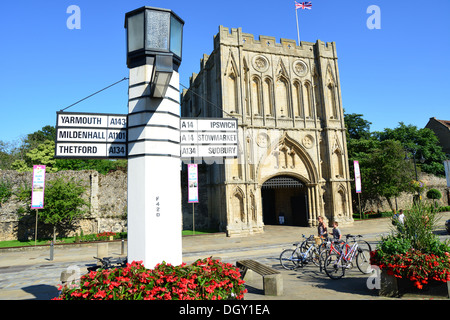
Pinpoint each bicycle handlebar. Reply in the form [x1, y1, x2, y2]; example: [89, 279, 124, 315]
[345, 234, 363, 239]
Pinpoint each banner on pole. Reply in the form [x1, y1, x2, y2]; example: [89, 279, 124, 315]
[354, 160, 362, 193]
[31, 165, 46, 209]
[444, 160, 450, 188]
[188, 164, 199, 203]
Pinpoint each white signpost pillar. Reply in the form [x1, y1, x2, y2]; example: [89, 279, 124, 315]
[125, 7, 184, 269]
[127, 65, 182, 268]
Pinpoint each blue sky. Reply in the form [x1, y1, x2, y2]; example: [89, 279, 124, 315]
[1, 0, 449, 144]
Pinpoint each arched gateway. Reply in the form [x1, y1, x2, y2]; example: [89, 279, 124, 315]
[181, 26, 354, 237]
[261, 175, 308, 226]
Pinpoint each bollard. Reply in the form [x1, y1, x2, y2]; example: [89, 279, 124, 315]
[121, 239, 125, 255]
[49, 241, 54, 261]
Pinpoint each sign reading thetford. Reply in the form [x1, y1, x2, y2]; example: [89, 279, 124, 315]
[55, 111, 127, 159]
[180, 118, 238, 159]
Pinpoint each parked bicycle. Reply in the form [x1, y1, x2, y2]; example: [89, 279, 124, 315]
[280, 235, 321, 270]
[323, 234, 373, 280]
[87, 256, 128, 272]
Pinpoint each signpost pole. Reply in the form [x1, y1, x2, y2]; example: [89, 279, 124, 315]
[192, 203, 195, 235]
[34, 209, 38, 246]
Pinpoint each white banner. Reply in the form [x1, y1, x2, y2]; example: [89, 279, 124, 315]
[31, 165, 46, 209]
[188, 164, 199, 203]
[354, 160, 362, 193]
[444, 160, 450, 188]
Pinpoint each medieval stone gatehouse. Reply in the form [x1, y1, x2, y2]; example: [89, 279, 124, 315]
[181, 26, 353, 236]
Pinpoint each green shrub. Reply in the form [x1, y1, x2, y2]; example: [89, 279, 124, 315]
[426, 188, 442, 200]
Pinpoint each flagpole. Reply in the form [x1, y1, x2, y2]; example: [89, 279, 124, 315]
[295, 7, 300, 45]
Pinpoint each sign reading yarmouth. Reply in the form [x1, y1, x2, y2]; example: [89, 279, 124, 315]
[55, 111, 127, 158]
[180, 118, 238, 159]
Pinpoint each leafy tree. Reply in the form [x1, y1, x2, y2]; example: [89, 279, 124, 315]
[23, 125, 56, 151]
[361, 140, 415, 211]
[374, 122, 446, 176]
[344, 113, 372, 140]
[27, 140, 58, 172]
[38, 177, 88, 242]
[11, 140, 58, 172]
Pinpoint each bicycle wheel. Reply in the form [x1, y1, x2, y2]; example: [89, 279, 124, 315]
[356, 249, 373, 274]
[357, 239, 372, 253]
[324, 252, 345, 280]
[280, 249, 301, 270]
[309, 248, 321, 267]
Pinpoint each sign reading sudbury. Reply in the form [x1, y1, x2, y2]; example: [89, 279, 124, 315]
[180, 118, 238, 159]
[55, 111, 127, 158]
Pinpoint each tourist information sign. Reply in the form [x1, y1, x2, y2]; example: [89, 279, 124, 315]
[55, 111, 127, 159]
[180, 118, 238, 159]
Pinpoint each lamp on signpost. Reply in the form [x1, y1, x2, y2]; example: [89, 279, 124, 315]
[125, 6, 183, 82]
[125, 7, 184, 269]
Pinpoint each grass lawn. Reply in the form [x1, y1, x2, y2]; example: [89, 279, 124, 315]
[0, 229, 220, 248]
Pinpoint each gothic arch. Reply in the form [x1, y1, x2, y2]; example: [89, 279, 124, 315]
[303, 80, 313, 118]
[231, 187, 246, 223]
[225, 52, 239, 114]
[331, 134, 344, 178]
[262, 76, 274, 116]
[292, 80, 303, 117]
[250, 75, 262, 115]
[335, 184, 348, 219]
[325, 65, 338, 119]
[257, 133, 318, 184]
[275, 75, 290, 117]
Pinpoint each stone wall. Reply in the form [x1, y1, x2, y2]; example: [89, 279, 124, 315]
[355, 173, 449, 213]
[0, 170, 127, 241]
[1, 169, 448, 241]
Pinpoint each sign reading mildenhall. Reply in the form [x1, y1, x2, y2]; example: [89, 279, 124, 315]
[55, 111, 127, 159]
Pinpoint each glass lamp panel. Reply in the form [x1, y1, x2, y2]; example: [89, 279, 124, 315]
[152, 72, 172, 98]
[145, 10, 170, 52]
[127, 12, 144, 52]
[169, 15, 183, 58]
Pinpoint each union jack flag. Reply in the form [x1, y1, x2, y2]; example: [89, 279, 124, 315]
[295, 1, 312, 10]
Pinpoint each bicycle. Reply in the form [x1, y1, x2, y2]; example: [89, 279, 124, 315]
[323, 234, 373, 279]
[280, 235, 321, 270]
[345, 234, 372, 253]
[318, 238, 343, 268]
[87, 256, 128, 272]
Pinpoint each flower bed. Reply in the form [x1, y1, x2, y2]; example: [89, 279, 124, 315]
[371, 249, 450, 289]
[370, 203, 450, 294]
[53, 257, 247, 300]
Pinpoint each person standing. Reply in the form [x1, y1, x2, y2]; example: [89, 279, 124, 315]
[332, 221, 341, 241]
[317, 216, 328, 239]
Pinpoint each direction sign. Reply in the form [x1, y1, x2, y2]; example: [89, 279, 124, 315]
[180, 118, 238, 159]
[55, 111, 127, 159]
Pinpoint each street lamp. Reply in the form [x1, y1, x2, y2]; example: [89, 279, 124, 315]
[405, 148, 425, 202]
[125, 6, 184, 97]
[404, 148, 425, 181]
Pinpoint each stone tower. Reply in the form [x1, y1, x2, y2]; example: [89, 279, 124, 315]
[181, 26, 353, 236]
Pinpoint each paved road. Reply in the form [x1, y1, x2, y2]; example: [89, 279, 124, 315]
[0, 213, 449, 300]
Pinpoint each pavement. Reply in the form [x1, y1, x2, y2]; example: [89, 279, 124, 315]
[0, 212, 449, 301]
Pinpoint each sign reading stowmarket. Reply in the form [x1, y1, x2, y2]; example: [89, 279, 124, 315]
[180, 118, 238, 159]
[55, 111, 127, 159]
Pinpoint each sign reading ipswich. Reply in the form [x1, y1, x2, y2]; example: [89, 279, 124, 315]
[180, 118, 238, 159]
[55, 112, 127, 159]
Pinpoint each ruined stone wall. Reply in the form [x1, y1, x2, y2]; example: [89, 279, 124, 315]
[355, 173, 449, 213]
[1, 169, 448, 241]
[0, 170, 127, 241]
